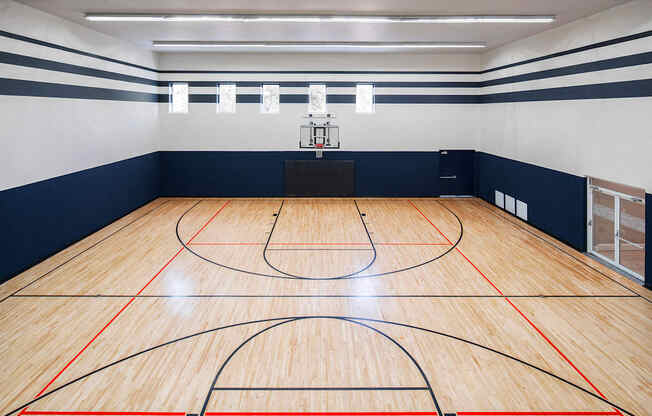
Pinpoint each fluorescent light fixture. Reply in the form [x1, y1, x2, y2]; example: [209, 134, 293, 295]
[152, 41, 486, 49]
[86, 14, 555, 23]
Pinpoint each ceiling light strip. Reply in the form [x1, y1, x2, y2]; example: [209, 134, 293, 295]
[86, 14, 555, 23]
[151, 42, 487, 49]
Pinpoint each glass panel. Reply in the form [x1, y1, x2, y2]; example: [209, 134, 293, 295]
[261, 84, 280, 113]
[217, 83, 236, 113]
[592, 189, 615, 261]
[356, 84, 374, 113]
[170, 83, 188, 113]
[619, 198, 645, 278]
[589, 177, 644, 200]
[308, 84, 327, 114]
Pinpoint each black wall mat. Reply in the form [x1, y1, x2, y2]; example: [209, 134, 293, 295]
[160, 151, 439, 197]
[646, 193, 651, 288]
[0, 153, 160, 283]
[474, 152, 586, 251]
[285, 160, 355, 197]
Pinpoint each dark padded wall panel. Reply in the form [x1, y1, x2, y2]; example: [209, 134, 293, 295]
[160, 151, 439, 197]
[646, 193, 651, 288]
[285, 160, 355, 197]
[0, 153, 160, 283]
[474, 152, 586, 251]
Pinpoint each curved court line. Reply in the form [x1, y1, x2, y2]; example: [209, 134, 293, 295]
[261, 200, 378, 279]
[176, 199, 463, 280]
[199, 317, 441, 416]
[3, 316, 634, 416]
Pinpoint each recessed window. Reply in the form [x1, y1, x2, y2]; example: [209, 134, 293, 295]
[261, 84, 280, 113]
[308, 84, 327, 114]
[169, 83, 188, 113]
[217, 83, 236, 113]
[356, 84, 374, 113]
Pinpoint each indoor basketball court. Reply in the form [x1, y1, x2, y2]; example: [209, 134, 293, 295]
[0, 1, 650, 416]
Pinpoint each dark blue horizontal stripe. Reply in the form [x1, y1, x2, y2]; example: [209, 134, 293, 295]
[2, 28, 651, 79]
[2, 45, 651, 93]
[484, 51, 652, 86]
[481, 78, 652, 102]
[0, 29, 157, 73]
[0, 78, 160, 102]
[482, 30, 652, 74]
[3, 78, 651, 103]
[0, 51, 158, 86]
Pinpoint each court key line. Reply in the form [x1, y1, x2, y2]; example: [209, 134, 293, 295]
[407, 200, 621, 416]
[17, 200, 230, 415]
[189, 242, 451, 246]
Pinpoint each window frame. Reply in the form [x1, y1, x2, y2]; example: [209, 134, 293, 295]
[217, 83, 237, 114]
[355, 83, 375, 114]
[168, 82, 189, 114]
[260, 84, 280, 114]
[308, 83, 328, 114]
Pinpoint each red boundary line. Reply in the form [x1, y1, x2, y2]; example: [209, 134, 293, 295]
[18, 200, 231, 414]
[406, 200, 621, 416]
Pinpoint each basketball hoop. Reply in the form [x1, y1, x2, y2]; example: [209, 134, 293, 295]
[299, 113, 340, 159]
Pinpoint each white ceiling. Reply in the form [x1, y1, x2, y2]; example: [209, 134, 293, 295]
[17, 0, 630, 53]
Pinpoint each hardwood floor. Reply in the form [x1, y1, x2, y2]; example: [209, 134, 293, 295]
[0, 198, 650, 416]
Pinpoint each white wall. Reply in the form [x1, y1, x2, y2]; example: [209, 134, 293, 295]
[478, 0, 652, 191]
[158, 53, 484, 152]
[0, 0, 159, 191]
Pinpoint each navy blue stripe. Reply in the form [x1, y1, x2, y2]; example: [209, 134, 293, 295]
[4, 79, 651, 103]
[481, 79, 652, 103]
[0, 51, 158, 86]
[483, 51, 652, 86]
[0, 78, 160, 102]
[482, 30, 652, 74]
[2, 28, 651, 79]
[1, 46, 651, 93]
[0, 29, 157, 73]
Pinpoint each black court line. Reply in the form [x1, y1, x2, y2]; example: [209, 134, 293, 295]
[0, 200, 171, 304]
[178, 200, 462, 280]
[211, 387, 429, 391]
[261, 200, 378, 279]
[265, 246, 374, 251]
[10, 294, 642, 299]
[468, 199, 651, 304]
[200, 317, 442, 416]
[2, 315, 634, 416]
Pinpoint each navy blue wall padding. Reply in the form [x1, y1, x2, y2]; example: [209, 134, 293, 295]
[646, 193, 651, 288]
[0, 153, 160, 283]
[160, 151, 439, 198]
[474, 152, 586, 251]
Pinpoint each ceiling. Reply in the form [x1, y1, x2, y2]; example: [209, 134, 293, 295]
[17, 0, 629, 53]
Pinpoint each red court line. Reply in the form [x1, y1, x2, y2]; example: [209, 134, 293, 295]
[23, 413, 185, 416]
[407, 200, 621, 416]
[457, 413, 619, 416]
[19, 200, 230, 413]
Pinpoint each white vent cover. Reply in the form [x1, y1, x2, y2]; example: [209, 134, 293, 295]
[505, 194, 516, 214]
[516, 200, 528, 221]
[495, 190, 505, 209]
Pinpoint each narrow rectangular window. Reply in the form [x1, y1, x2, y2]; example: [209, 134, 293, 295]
[308, 84, 327, 114]
[261, 84, 280, 114]
[356, 84, 374, 113]
[169, 83, 188, 113]
[217, 83, 236, 113]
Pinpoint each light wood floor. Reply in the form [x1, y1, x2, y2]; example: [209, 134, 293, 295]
[0, 198, 650, 416]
